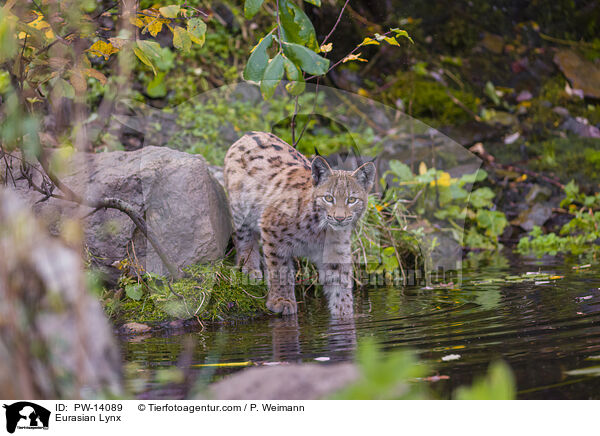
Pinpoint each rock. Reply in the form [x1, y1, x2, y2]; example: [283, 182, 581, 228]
[0, 187, 122, 399]
[511, 202, 553, 231]
[553, 49, 600, 99]
[525, 184, 552, 203]
[552, 107, 570, 118]
[561, 117, 600, 138]
[0, 146, 231, 283]
[119, 322, 152, 334]
[208, 363, 359, 400]
[516, 90, 533, 102]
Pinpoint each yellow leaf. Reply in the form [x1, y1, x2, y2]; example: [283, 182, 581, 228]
[145, 19, 163, 36]
[358, 37, 379, 47]
[430, 171, 452, 187]
[172, 26, 191, 52]
[383, 36, 400, 46]
[159, 5, 180, 18]
[129, 16, 144, 28]
[357, 88, 369, 97]
[419, 161, 427, 175]
[342, 52, 368, 63]
[84, 68, 107, 85]
[191, 361, 253, 368]
[320, 42, 332, 53]
[86, 40, 119, 59]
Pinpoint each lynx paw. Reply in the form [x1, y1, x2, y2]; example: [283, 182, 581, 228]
[266, 297, 297, 315]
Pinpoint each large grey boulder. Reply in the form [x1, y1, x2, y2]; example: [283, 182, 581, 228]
[0, 187, 122, 399]
[0, 146, 231, 282]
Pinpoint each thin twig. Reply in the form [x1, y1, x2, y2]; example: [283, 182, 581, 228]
[321, 0, 351, 45]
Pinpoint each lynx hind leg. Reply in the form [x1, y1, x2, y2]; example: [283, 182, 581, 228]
[232, 221, 263, 279]
[262, 230, 297, 315]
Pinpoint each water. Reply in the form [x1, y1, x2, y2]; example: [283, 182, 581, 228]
[120, 253, 600, 399]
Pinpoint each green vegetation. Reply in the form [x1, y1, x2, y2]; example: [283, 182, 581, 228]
[517, 181, 600, 257]
[159, 91, 378, 165]
[387, 72, 479, 126]
[453, 361, 516, 400]
[527, 137, 600, 190]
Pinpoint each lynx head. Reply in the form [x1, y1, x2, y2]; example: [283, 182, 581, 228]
[311, 156, 375, 230]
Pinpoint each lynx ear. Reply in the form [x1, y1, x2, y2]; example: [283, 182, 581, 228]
[311, 156, 332, 186]
[352, 162, 376, 191]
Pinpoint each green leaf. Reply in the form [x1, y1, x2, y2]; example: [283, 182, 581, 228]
[476, 209, 508, 239]
[243, 33, 273, 82]
[260, 54, 285, 99]
[187, 18, 206, 46]
[459, 169, 487, 185]
[159, 5, 180, 18]
[147, 72, 167, 98]
[244, 0, 265, 19]
[172, 26, 192, 53]
[469, 187, 495, 208]
[134, 40, 163, 75]
[279, 0, 318, 50]
[125, 284, 144, 301]
[282, 42, 329, 76]
[454, 361, 516, 400]
[485, 81, 500, 105]
[388, 160, 413, 181]
[303, 0, 321, 5]
[283, 57, 305, 95]
[391, 28, 414, 43]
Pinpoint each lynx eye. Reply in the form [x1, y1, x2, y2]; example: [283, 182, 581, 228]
[348, 196, 357, 204]
[324, 195, 334, 203]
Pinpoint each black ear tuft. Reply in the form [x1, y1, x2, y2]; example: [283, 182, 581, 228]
[311, 156, 332, 186]
[352, 162, 376, 191]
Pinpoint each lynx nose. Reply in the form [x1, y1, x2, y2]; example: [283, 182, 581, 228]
[334, 216, 346, 222]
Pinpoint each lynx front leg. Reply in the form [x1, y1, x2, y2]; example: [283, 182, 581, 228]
[319, 228, 354, 318]
[262, 232, 297, 315]
[320, 263, 354, 318]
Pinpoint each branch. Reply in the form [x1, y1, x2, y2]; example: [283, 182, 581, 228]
[321, 0, 350, 46]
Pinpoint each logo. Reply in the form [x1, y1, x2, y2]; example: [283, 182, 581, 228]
[2, 402, 50, 434]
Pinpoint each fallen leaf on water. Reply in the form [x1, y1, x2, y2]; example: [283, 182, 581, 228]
[423, 375, 450, 382]
[191, 361, 253, 367]
[441, 354, 461, 362]
[564, 366, 600, 377]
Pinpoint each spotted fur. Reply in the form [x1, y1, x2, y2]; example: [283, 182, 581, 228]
[224, 132, 375, 318]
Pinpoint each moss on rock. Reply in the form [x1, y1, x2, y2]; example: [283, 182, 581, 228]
[104, 261, 268, 325]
